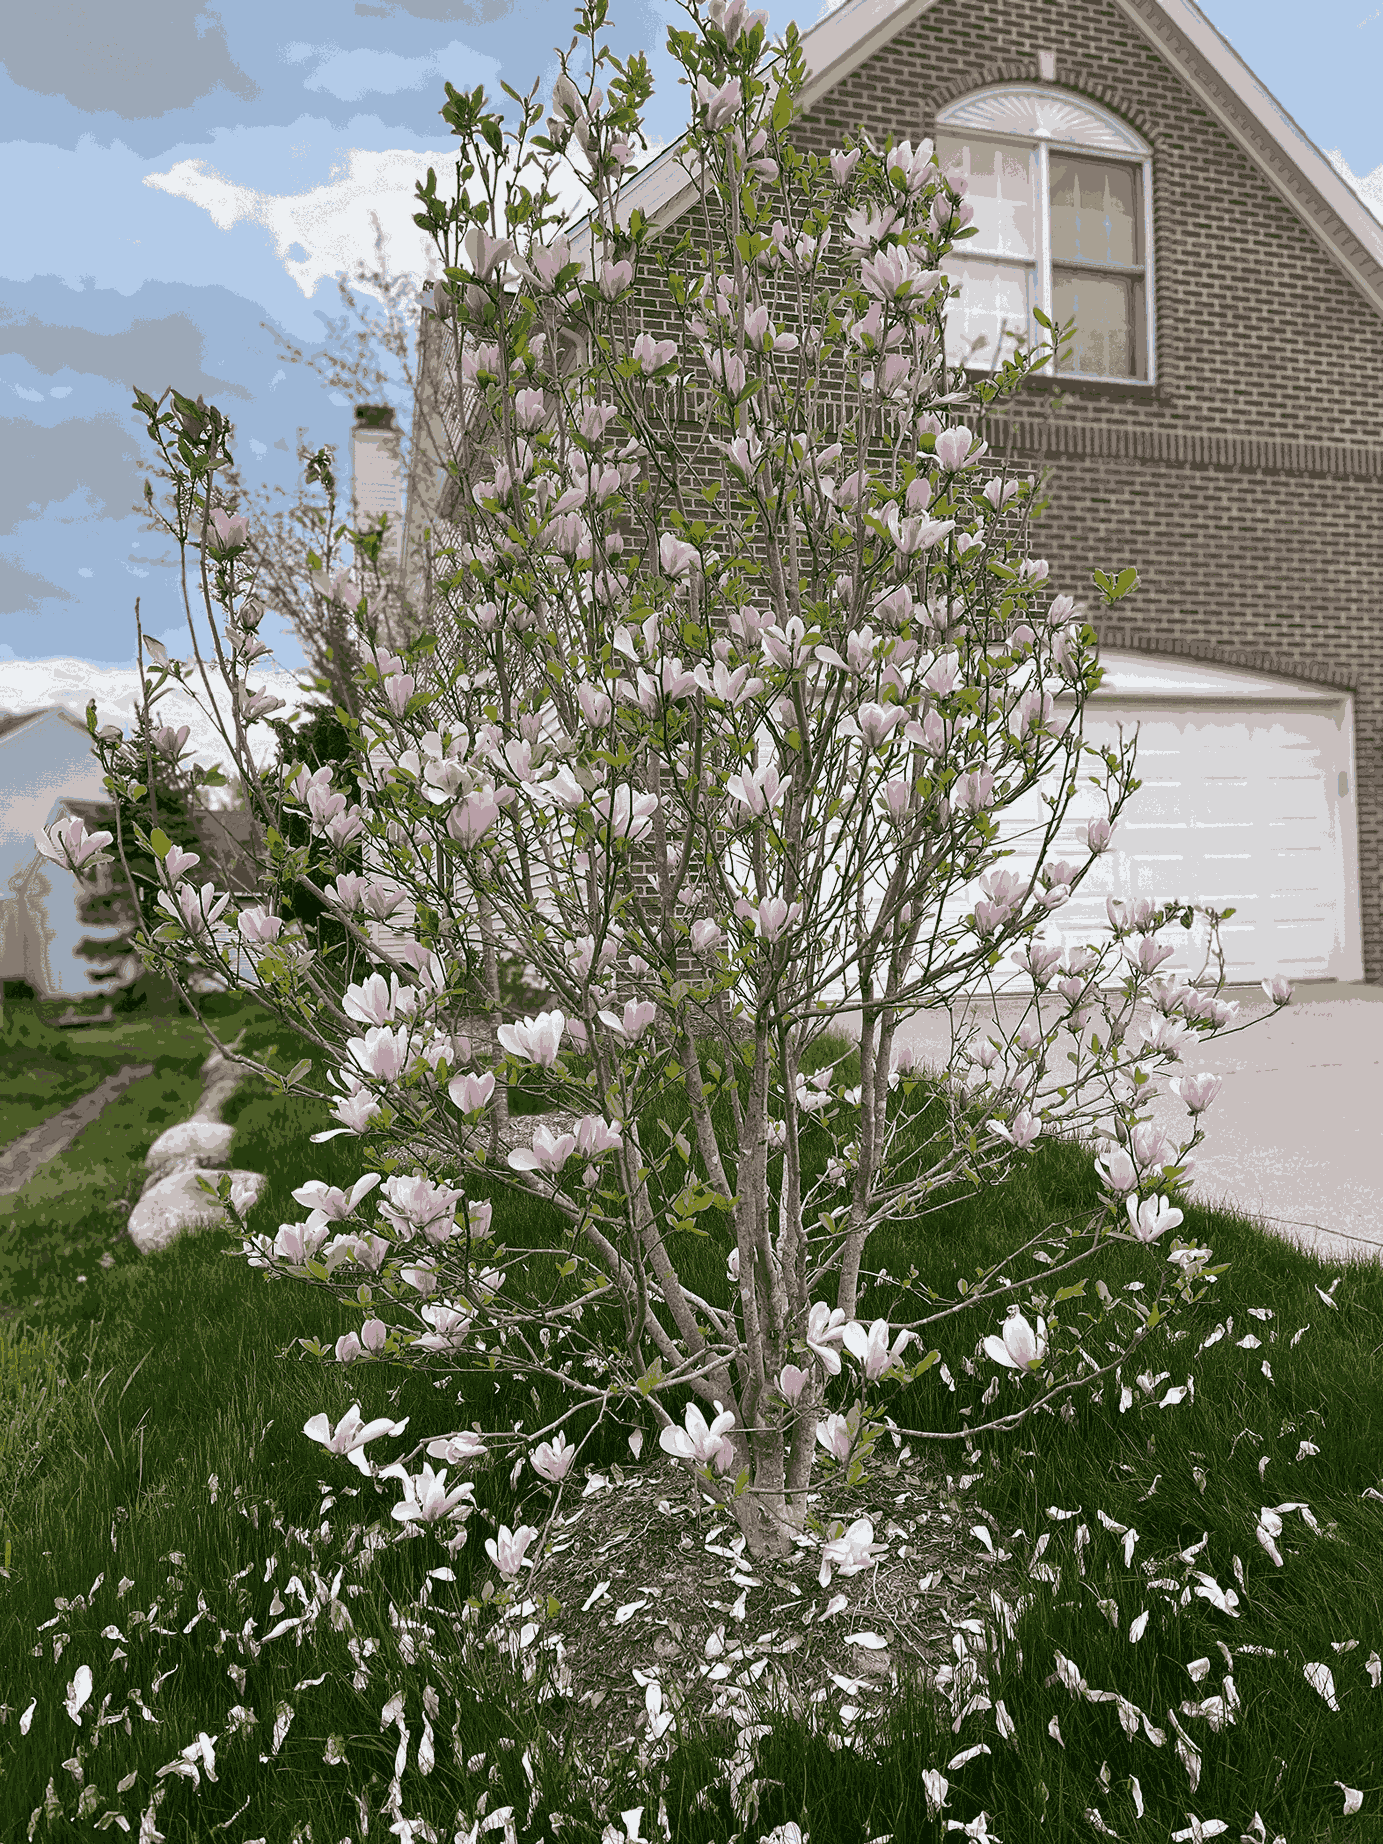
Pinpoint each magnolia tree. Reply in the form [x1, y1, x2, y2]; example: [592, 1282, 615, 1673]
[47, 0, 1292, 1566]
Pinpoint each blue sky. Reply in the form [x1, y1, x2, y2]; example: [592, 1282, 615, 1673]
[2, 0, 1380, 683]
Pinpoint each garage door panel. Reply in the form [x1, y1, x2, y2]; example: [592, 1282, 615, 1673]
[936, 678, 1358, 987]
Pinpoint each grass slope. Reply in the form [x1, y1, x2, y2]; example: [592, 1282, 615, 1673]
[0, 1013, 1380, 1842]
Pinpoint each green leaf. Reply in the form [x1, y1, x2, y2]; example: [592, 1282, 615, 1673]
[149, 828, 172, 861]
[284, 1058, 313, 1089]
[1053, 1280, 1087, 1304]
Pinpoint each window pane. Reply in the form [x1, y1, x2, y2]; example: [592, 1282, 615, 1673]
[935, 133, 1036, 259]
[943, 258, 1034, 370]
[1049, 158, 1139, 266]
[1052, 268, 1138, 376]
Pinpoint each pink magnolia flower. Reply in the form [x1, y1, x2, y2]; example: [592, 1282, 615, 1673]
[598, 999, 657, 1041]
[599, 259, 634, 299]
[399, 1258, 439, 1296]
[290, 1173, 382, 1221]
[1130, 1124, 1175, 1172]
[988, 1109, 1042, 1150]
[576, 681, 613, 728]
[842, 1317, 913, 1381]
[744, 895, 801, 943]
[1095, 1144, 1139, 1194]
[1087, 817, 1113, 853]
[632, 331, 678, 374]
[237, 905, 282, 945]
[725, 760, 789, 819]
[1126, 1194, 1184, 1242]
[342, 971, 409, 1028]
[152, 722, 191, 759]
[463, 224, 513, 280]
[778, 1363, 810, 1404]
[855, 702, 906, 750]
[360, 1318, 388, 1353]
[658, 1400, 737, 1471]
[485, 1523, 539, 1580]
[35, 814, 115, 873]
[934, 425, 980, 471]
[208, 509, 250, 553]
[1171, 1073, 1223, 1114]
[273, 1213, 331, 1268]
[592, 785, 659, 842]
[531, 1433, 577, 1483]
[521, 235, 573, 292]
[335, 1331, 362, 1363]
[156, 880, 229, 934]
[819, 1515, 886, 1586]
[324, 1084, 382, 1136]
[830, 148, 861, 185]
[391, 1463, 475, 1526]
[414, 1304, 473, 1352]
[574, 1115, 623, 1158]
[162, 841, 207, 884]
[954, 766, 996, 814]
[507, 1124, 578, 1174]
[1262, 975, 1293, 1006]
[691, 918, 724, 953]
[347, 1025, 413, 1084]
[697, 72, 741, 129]
[426, 1429, 486, 1464]
[303, 1401, 408, 1476]
[817, 1412, 852, 1461]
[659, 531, 697, 576]
[1127, 935, 1175, 976]
[983, 1309, 1049, 1372]
[448, 1069, 497, 1114]
[446, 788, 503, 845]
[497, 1009, 565, 1067]
[806, 1302, 849, 1375]
[377, 1173, 464, 1244]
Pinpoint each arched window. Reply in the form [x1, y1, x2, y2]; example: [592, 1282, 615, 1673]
[935, 86, 1155, 381]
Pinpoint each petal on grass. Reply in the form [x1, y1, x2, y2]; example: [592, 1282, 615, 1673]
[1303, 1662, 1339, 1711]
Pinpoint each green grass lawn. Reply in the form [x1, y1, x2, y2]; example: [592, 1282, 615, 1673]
[1, 1006, 1381, 1842]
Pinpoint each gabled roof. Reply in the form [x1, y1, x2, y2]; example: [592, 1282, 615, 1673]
[0, 705, 93, 748]
[602, 0, 1383, 317]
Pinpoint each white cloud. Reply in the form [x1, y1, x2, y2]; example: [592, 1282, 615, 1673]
[1327, 148, 1383, 221]
[0, 657, 310, 802]
[297, 40, 498, 104]
[144, 145, 446, 297]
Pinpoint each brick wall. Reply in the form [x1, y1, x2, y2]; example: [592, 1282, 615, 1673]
[786, 0, 1383, 980]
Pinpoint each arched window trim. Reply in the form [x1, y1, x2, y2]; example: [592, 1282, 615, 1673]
[936, 84, 1157, 385]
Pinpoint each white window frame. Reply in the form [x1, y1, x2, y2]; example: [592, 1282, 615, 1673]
[935, 84, 1157, 385]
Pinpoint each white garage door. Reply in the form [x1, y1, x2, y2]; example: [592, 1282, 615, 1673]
[951, 652, 1363, 987]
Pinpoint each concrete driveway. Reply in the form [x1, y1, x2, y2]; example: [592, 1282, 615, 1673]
[888, 982, 1383, 1270]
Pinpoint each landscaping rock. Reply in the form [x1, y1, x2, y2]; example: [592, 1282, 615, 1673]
[193, 1048, 249, 1123]
[127, 1041, 268, 1255]
[127, 1168, 268, 1256]
[144, 1118, 236, 1182]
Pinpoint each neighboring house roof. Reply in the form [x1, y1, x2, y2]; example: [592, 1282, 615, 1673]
[591, 0, 1383, 317]
[0, 706, 93, 750]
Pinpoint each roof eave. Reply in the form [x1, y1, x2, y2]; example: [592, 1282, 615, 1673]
[574, 0, 1383, 317]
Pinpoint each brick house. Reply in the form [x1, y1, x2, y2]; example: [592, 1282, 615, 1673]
[405, 0, 1383, 987]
